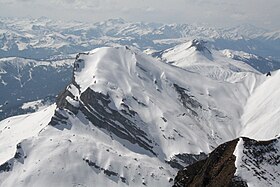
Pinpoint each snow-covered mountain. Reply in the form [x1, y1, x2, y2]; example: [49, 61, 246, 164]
[1, 44, 280, 186]
[159, 39, 259, 80]
[154, 39, 280, 74]
[1, 17, 279, 121]
[0, 57, 73, 120]
[1, 38, 277, 121]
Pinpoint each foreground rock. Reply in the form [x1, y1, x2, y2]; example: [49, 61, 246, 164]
[173, 137, 280, 187]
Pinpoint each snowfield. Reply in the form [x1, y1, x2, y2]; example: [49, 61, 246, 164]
[0, 43, 280, 186]
[0, 104, 56, 165]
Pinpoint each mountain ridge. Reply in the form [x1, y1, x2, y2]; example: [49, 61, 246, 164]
[1, 44, 280, 186]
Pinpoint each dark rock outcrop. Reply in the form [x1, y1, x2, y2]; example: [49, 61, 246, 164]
[188, 39, 211, 54]
[79, 88, 156, 155]
[173, 136, 280, 187]
[173, 139, 247, 187]
[173, 83, 202, 117]
[166, 152, 207, 170]
[239, 137, 280, 185]
[0, 142, 26, 173]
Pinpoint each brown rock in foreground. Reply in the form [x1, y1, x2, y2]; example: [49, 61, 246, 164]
[173, 138, 247, 187]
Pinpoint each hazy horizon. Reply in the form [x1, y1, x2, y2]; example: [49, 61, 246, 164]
[0, 0, 279, 30]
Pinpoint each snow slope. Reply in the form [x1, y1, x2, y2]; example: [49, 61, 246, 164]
[160, 40, 280, 139]
[241, 70, 280, 140]
[0, 45, 279, 186]
[0, 104, 56, 165]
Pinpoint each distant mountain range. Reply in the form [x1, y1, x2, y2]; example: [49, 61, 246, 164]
[1, 17, 280, 61]
[0, 57, 73, 120]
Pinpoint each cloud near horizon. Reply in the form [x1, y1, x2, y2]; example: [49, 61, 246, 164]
[0, 0, 279, 30]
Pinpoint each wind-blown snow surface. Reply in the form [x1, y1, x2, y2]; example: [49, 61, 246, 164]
[241, 70, 280, 140]
[0, 45, 279, 186]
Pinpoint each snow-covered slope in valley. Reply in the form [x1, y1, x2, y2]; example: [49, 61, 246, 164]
[0, 45, 279, 186]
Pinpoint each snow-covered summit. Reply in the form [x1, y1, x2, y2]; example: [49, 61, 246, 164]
[160, 40, 259, 82]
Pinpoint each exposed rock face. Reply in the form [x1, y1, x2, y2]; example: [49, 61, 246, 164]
[79, 88, 156, 155]
[235, 137, 280, 186]
[173, 84, 202, 117]
[0, 143, 25, 173]
[173, 136, 280, 187]
[166, 152, 207, 170]
[188, 39, 211, 54]
[173, 139, 246, 187]
[53, 89, 157, 155]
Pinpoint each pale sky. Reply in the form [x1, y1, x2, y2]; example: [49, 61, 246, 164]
[0, 0, 280, 30]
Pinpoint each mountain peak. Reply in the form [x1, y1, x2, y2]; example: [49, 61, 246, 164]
[188, 39, 211, 54]
[72, 46, 138, 94]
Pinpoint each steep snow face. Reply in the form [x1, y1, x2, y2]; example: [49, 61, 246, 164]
[234, 137, 280, 187]
[241, 70, 280, 140]
[0, 46, 278, 187]
[160, 40, 261, 82]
